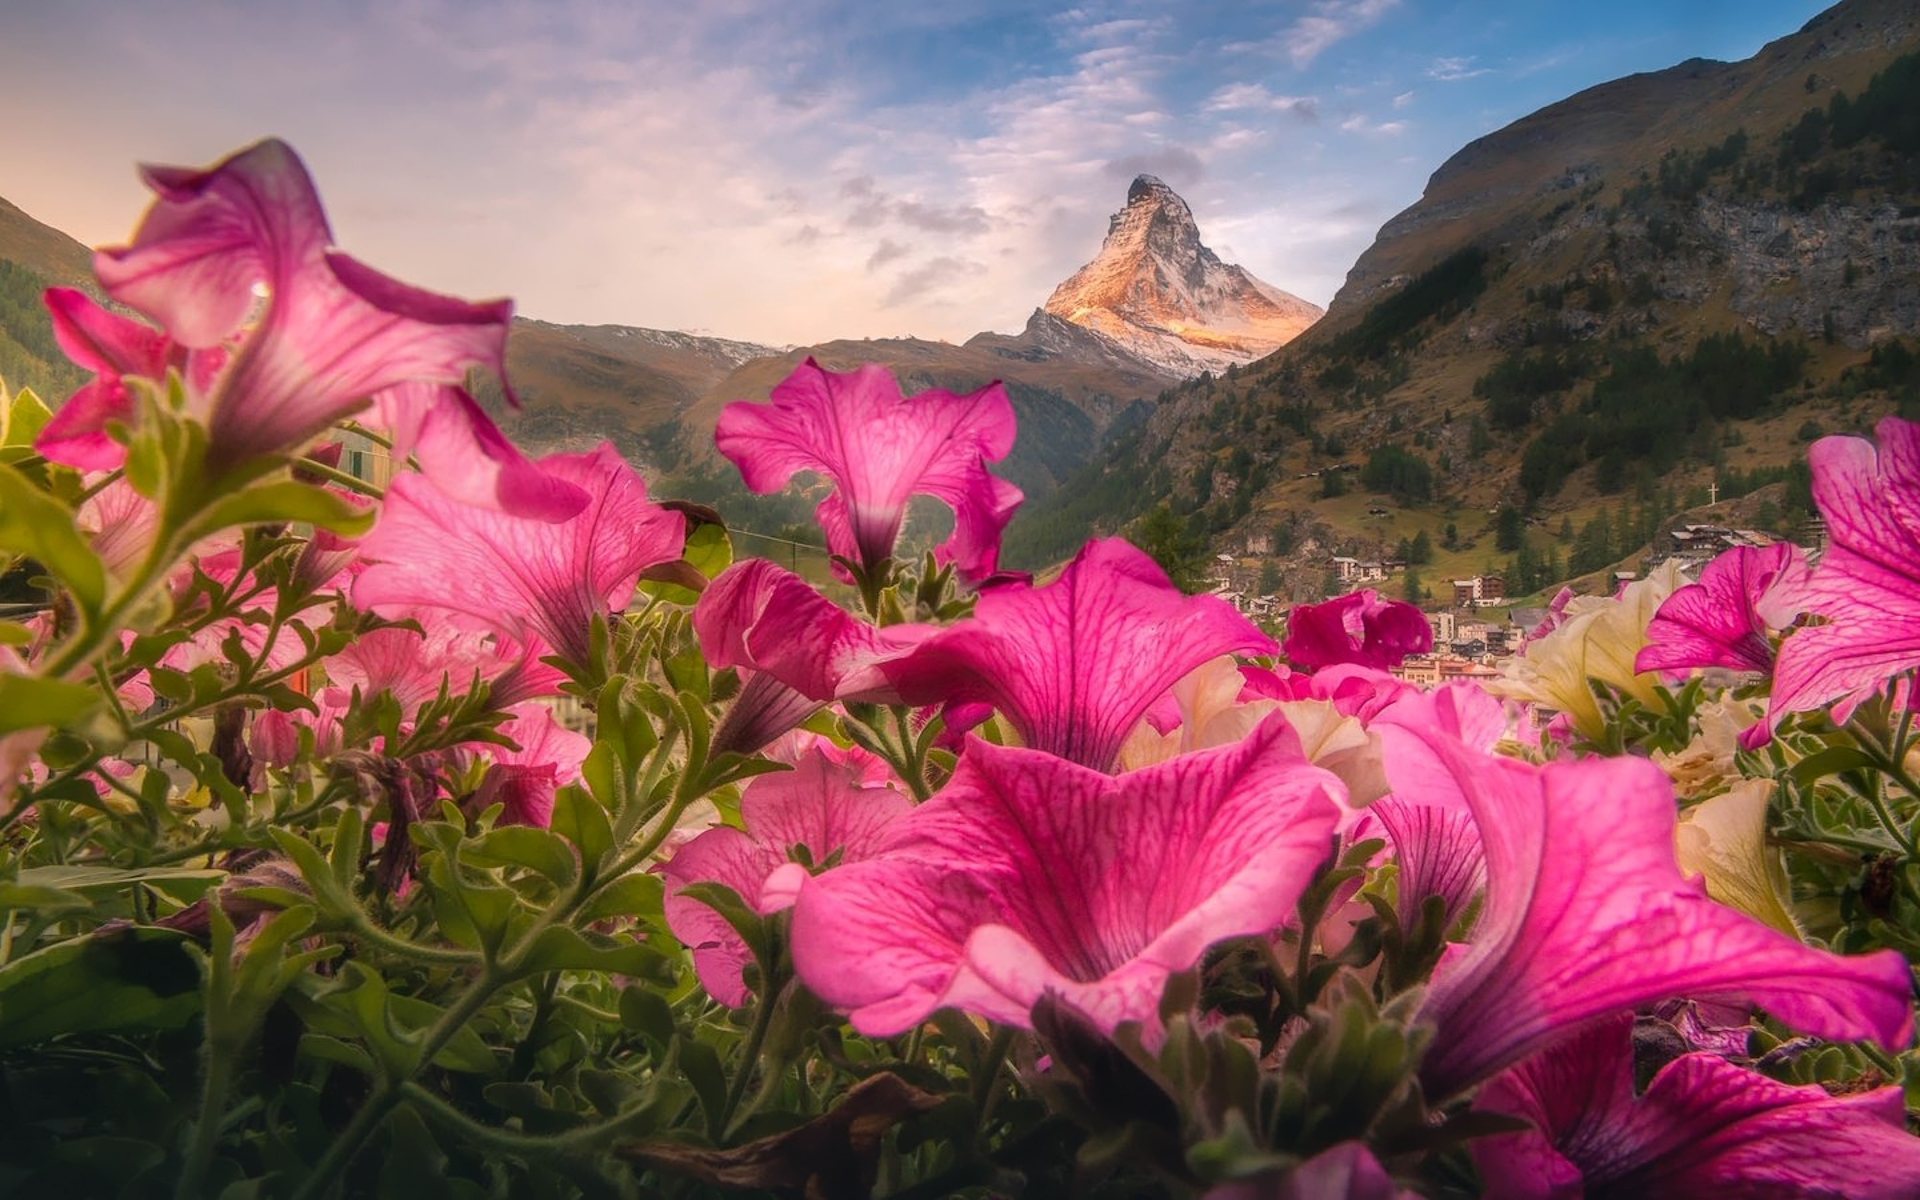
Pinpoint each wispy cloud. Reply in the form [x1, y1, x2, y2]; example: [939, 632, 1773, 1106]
[1279, 0, 1400, 68]
[1203, 82, 1319, 120]
[1428, 55, 1493, 81]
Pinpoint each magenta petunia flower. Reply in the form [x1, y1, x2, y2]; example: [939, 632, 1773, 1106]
[467, 703, 591, 829]
[661, 748, 912, 1006]
[789, 717, 1342, 1037]
[35, 287, 222, 470]
[1282, 589, 1432, 672]
[693, 557, 935, 755]
[60, 139, 579, 516]
[1772, 418, 1920, 724]
[1635, 542, 1810, 676]
[694, 558, 930, 703]
[878, 538, 1275, 771]
[354, 443, 684, 668]
[714, 358, 1022, 581]
[1473, 1014, 1920, 1198]
[1408, 726, 1912, 1100]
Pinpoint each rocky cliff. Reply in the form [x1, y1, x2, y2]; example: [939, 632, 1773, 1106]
[1043, 175, 1322, 376]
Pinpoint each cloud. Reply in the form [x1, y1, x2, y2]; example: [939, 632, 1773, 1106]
[1428, 55, 1492, 81]
[866, 238, 911, 271]
[1392, 89, 1415, 109]
[1102, 145, 1206, 188]
[883, 256, 986, 307]
[1203, 82, 1318, 121]
[1339, 114, 1408, 136]
[1279, 0, 1400, 68]
[840, 175, 992, 236]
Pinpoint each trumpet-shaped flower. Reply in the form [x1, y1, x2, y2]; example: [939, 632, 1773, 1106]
[1487, 562, 1685, 742]
[1473, 1014, 1920, 1199]
[1772, 418, 1920, 724]
[714, 358, 1021, 581]
[790, 717, 1343, 1037]
[1282, 589, 1432, 671]
[879, 538, 1274, 771]
[662, 748, 911, 1006]
[354, 443, 684, 667]
[1408, 726, 1911, 1099]
[467, 704, 590, 828]
[1674, 780, 1800, 938]
[1635, 542, 1810, 676]
[60, 139, 578, 515]
[36, 288, 223, 470]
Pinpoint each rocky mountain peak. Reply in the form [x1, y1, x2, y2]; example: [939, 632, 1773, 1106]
[1044, 176, 1322, 376]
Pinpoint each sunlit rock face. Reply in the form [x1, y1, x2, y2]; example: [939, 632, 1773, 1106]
[1043, 175, 1323, 376]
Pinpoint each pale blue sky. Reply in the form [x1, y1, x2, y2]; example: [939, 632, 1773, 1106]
[0, 0, 1834, 345]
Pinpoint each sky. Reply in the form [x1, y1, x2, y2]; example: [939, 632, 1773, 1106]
[0, 0, 1836, 347]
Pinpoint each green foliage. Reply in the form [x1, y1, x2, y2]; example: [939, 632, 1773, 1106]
[1130, 503, 1210, 593]
[1327, 246, 1490, 363]
[1359, 444, 1433, 502]
[1475, 347, 1585, 432]
[1495, 506, 1525, 553]
[1319, 470, 1348, 499]
[0, 260, 88, 402]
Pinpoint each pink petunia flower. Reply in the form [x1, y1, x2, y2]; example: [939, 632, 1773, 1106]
[1772, 417, 1920, 724]
[467, 703, 590, 828]
[1282, 589, 1432, 672]
[1635, 542, 1811, 676]
[878, 538, 1275, 771]
[44, 139, 579, 517]
[35, 287, 224, 470]
[789, 716, 1343, 1038]
[1407, 726, 1912, 1100]
[354, 443, 684, 668]
[661, 747, 912, 1006]
[1473, 1014, 1920, 1199]
[714, 358, 1022, 582]
[692, 557, 936, 755]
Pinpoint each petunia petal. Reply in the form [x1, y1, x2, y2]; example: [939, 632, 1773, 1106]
[1410, 727, 1912, 1099]
[878, 538, 1275, 771]
[790, 716, 1343, 1037]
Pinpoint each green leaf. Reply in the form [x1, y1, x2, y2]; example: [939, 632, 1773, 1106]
[1789, 745, 1876, 788]
[465, 825, 577, 888]
[0, 926, 201, 1048]
[551, 784, 614, 871]
[519, 926, 668, 976]
[0, 461, 106, 618]
[579, 871, 664, 925]
[676, 1037, 728, 1138]
[637, 521, 733, 606]
[190, 479, 377, 538]
[2, 387, 52, 448]
[0, 672, 100, 736]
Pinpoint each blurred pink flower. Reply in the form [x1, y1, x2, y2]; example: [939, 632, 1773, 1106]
[35, 287, 223, 470]
[1282, 589, 1432, 671]
[1635, 542, 1810, 676]
[662, 747, 911, 1006]
[47, 139, 578, 516]
[790, 717, 1342, 1038]
[714, 358, 1021, 581]
[1409, 727, 1911, 1099]
[1474, 1014, 1920, 1198]
[355, 444, 683, 668]
[1772, 418, 1920, 724]
[879, 538, 1274, 771]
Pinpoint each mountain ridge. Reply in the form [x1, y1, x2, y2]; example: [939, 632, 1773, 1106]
[1043, 175, 1323, 374]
